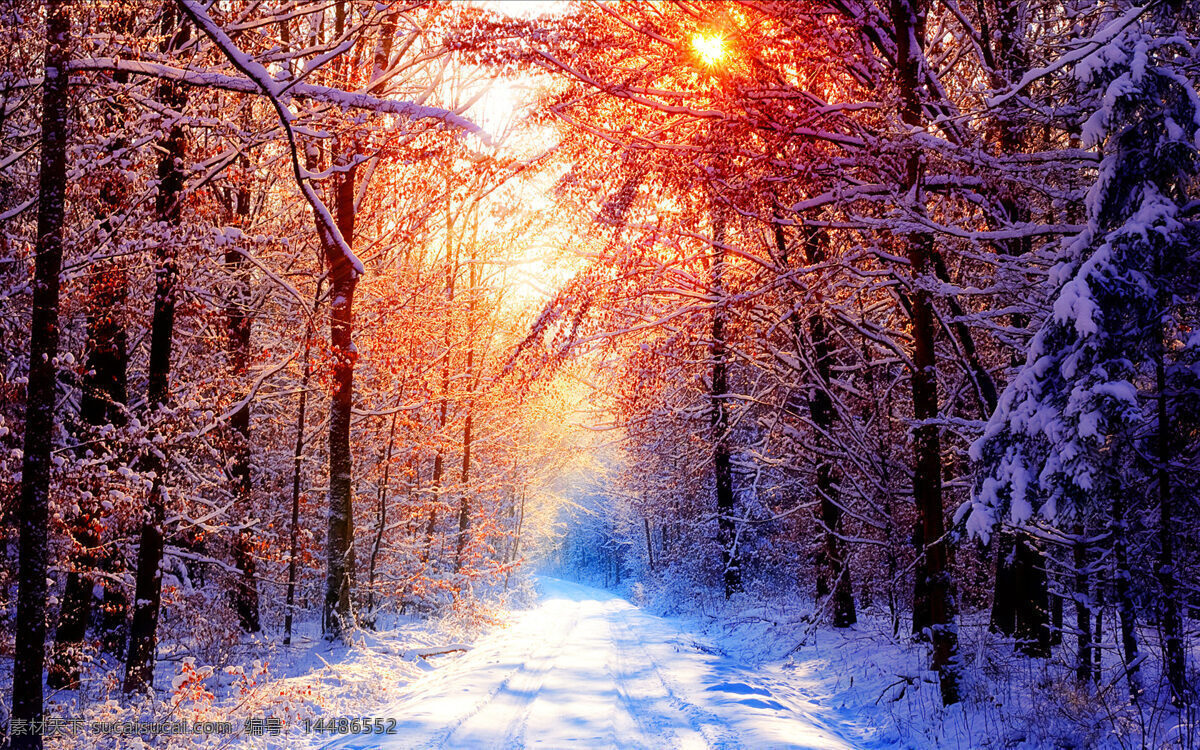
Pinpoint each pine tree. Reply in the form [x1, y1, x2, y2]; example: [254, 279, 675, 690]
[966, 4, 1200, 702]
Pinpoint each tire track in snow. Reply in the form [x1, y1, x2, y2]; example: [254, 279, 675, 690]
[605, 600, 715, 750]
[321, 578, 865, 750]
[429, 600, 583, 749]
[610, 605, 741, 749]
[475, 603, 585, 749]
[504, 598, 625, 750]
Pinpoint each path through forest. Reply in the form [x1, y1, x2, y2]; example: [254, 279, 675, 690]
[324, 578, 866, 749]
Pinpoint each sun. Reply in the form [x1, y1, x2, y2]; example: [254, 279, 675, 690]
[690, 32, 727, 67]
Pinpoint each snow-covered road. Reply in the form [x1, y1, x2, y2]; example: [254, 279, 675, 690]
[324, 578, 863, 749]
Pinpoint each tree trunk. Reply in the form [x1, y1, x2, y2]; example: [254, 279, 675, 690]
[1012, 536, 1050, 657]
[49, 80, 132, 688]
[225, 160, 260, 633]
[284, 284, 321, 646]
[367, 409, 399, 622]
[124, 2, 188, 694]
[992, 531, 1050, 657]
[1154, 329, 1186, 706]
[981, 0, 1053, 658]
[504, 487, 526, 591]
[323, 142, 358, 637]
[455, 249, 478, 572]
[50, 269, 130, 688]
[1051, 589, 1064, 646]
[322, 0, 361, 639]
[424, 387, 448, 559]
[643, 517, 654, 573]
[879, 380, 902, 638]
[12, 0, 71, 742]
[709, 208, 740, 599]
[789, 224, 856, 627]
[989, 531, 1018, 637]
[1073, 529, 1093, 684]
[891, 0, 959, 705]
[1111, 493, 1141, 701]
[425, 179, 456, 561]
[352, 13, 402, 614]
[455, 409, 472, 570]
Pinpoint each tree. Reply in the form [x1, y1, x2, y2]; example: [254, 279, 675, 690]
[966, 2, 1199, 703]
[11, 0, 71, 742]
[223, 153, 261, 634]
[888, 0, 961, 706]
[48, 13, 135, 683]
[707, 205, 742, 598]
[124, 0, 191, 695]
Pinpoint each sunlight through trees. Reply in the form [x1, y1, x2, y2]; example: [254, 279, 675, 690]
[0, 1, 1197, 747]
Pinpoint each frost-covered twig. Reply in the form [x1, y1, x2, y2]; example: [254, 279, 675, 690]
[985, 4, 1151, 110]
[173, 0, 486, 279]
[174, 0, 359, 275]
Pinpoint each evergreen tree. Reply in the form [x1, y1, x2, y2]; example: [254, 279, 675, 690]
[965, 5, 1200, 703]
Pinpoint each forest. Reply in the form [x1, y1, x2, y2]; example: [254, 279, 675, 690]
[0, 0, 1197, 748]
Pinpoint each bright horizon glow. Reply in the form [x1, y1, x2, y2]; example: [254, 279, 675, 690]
[690, 32, 727, 67]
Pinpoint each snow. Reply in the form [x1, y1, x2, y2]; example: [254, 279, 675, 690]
[988, 3, 1149, 109]
[1052, 271, 1099, 336]
[320, 578, 862, 749]
[34, 577, 1195, 750]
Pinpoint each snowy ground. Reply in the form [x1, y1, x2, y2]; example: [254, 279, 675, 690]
[44, 592, 510, 750]
[319, 577, 868, 750]
[48, 577, 1191, 749]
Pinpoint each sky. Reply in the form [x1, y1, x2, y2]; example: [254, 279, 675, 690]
[447, 3, 575, 312]
[463, 1, 568, 142]
[483, 0, 567, 19]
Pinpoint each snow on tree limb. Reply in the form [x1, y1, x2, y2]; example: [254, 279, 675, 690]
[174, 0, 486, 278]
[984, 4, 1150, 110]
[49, 57, 488, 129]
